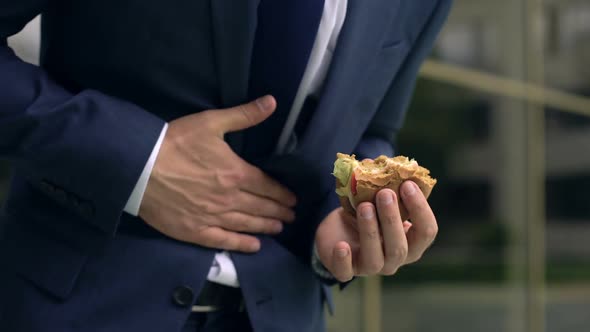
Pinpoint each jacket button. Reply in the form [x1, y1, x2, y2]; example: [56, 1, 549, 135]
[172, 286, 194, 308]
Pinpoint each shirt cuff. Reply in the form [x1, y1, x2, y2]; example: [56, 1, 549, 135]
[207, 251, 240, 288]
[123, 123, 168, 216]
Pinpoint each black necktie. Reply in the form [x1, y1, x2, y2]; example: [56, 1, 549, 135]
[245, 0, 326, 158]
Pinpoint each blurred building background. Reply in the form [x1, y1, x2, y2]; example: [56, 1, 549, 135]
[3, 1, 590, 331]
[326, 0, 590, 331]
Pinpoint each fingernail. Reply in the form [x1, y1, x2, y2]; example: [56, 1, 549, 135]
[379, 191, 393, 205]
[402, 182, 416, 197]
[337, 248, 348, 258]
[255, 95, 274, 112]
[250, 242, 261, 251]
[273, 222, 284, 233]
[287, 195, 297, 208]
[360, 205, 374, 219]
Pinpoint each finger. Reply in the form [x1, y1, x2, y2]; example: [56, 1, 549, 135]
[375, 190, 408, 275]
[233, 191, 296, 222]
[192, 226, 261, 253]
[241, 165, 297, 207]
[216, 212, 284, 235]
[330, 241, 354, 282]
[356, 203, 384, 275]
[209, 95, 276, 134]
[400, 181, 438, 263]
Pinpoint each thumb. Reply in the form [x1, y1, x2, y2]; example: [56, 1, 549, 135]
[209, 95, 276, 134]
[331, 241, 354, 282]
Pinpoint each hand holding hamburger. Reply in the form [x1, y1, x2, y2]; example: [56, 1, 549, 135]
[314, 153, 439, 282]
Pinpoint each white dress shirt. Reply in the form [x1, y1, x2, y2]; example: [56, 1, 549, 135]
[124, 0, 348, 287]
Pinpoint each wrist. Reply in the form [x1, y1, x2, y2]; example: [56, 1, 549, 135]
[312, 243, 337, 282]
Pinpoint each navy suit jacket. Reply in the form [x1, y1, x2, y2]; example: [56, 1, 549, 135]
[0, 0, 452, 331]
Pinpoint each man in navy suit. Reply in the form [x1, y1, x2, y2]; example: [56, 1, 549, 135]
[0, 0, 452, 331]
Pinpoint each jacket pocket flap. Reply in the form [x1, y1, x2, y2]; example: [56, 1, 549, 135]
[3, 221, 88, 301]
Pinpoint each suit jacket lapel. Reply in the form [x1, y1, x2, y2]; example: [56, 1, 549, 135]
[298, 0, 401, 159]
[210, 0, 259, 153]
[210, 0, 260, 107]
[210, 0, 402, 159]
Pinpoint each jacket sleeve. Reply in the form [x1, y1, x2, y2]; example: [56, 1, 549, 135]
[299, 0, 454, 273]
[363, 0, 453, 148]
[1, 1, 166, 235]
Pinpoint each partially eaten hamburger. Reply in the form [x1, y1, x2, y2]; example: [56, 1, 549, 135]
[333, 153, 437, 218]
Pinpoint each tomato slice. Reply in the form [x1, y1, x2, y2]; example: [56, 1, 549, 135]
[351, 172, 357, 196]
